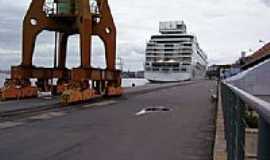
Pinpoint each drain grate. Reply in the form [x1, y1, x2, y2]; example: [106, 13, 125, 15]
[145, 107, 170, 112]
[136, 106, 171, 116]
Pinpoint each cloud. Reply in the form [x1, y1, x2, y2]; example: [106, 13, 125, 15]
[0, 0, 270, 71]
[260, 0, 270, 7]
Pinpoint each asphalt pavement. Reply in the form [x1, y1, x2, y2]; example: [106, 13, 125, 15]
[0, 81, 193, 113]
[0, 80, 217, 160]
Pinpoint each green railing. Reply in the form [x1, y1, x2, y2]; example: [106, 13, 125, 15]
[221, 81, 270, 160]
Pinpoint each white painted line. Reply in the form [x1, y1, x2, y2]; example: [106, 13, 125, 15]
[28, 112, 66, 120]
[94, 101, 116, 106]
[41, 97, 53, 100]
[29, 114, 52, 120]
[48, 112, 66, 117]
[83, 100, 116, 108]
[0, 121, 24, 129]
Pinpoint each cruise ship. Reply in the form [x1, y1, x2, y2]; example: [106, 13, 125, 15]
[144, 21, 208, 82]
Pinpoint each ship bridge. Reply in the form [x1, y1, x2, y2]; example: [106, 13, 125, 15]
[159, 21, 187, 34]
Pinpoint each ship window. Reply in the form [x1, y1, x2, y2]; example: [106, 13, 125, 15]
[152, 63, 180, 68]
[182, 63, 190, 66]
[183, 57, 191, 61]
[152, 63, 160, 67]
[152, 35, 193, 39]
[182, 52, 192, 55]
[181, 68, 187, 72]
[176, 57, 182, 61]
[183, 43, 192, 47]
[165, 44, 174, 47]
[145, 67, 151, 71]
[146, 58, 152, 61]
[164, 49, 174, 51]
[164, 58, 170, 61]
[184, 48, 192, 51]
[162, 68, 170, 72]
[172, 63, 179, 67]
[164, 53, 173, 56]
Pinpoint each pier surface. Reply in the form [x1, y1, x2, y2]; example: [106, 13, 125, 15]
[0, 80, 216, 160]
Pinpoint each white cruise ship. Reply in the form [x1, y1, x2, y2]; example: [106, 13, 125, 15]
[144, 21, 208, 82]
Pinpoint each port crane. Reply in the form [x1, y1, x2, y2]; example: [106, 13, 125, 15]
[0, 0, 123, 104]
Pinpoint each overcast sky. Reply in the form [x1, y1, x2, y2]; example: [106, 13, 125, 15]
[0, 0, 270, 71]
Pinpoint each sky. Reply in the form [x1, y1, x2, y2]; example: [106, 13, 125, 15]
[0, 0, 270, 71]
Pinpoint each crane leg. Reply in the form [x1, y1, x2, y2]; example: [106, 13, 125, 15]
[60, 3, 98, 104]
[93, 0, 122, 96]
[55, 33, 69, 95]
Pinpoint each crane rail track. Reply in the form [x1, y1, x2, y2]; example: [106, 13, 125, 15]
[0, 81, 197, 121]
[0, 96, 106, 121]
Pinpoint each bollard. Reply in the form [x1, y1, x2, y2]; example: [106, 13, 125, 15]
[258, 117, 270, 160]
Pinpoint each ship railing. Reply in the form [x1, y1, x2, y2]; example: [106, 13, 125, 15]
[146, 51, 180, 54]
[146, 46, 192, 50]
[146, 50, 192, 53]
[151, 38, 193, 42]
[146, 51, 193, 55]
[220, 81, 270, 160]
[146, 67, 187, 72]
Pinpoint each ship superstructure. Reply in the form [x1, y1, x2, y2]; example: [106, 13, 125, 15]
[144, 21, 208, 82]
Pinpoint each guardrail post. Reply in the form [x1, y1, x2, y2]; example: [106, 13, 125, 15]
[221, 83, 233, 160]
[258, 117, 270, 160]
[236, 98, 245, 160]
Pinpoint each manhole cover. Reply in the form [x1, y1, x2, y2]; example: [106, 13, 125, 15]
[136, 106, 171, 116]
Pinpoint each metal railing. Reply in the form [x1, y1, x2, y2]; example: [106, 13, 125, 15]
[145, 67, 184, 72]
[221, 81, 270, 160]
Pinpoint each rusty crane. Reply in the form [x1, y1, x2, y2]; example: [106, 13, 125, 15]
[0, 0, 123, 104]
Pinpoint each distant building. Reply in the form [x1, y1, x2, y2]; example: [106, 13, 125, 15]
[241, 42, 270, 70]
[207, 64, 232, 80]
[121, 71, 135, 78]
[0, 70, 10, 74]
[209, 42, 270, 81]
[121, 71, 144, 79]
[135, 71, 144, 78]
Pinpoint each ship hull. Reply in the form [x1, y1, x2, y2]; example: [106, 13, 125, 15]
[145, 72, 192, 83]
